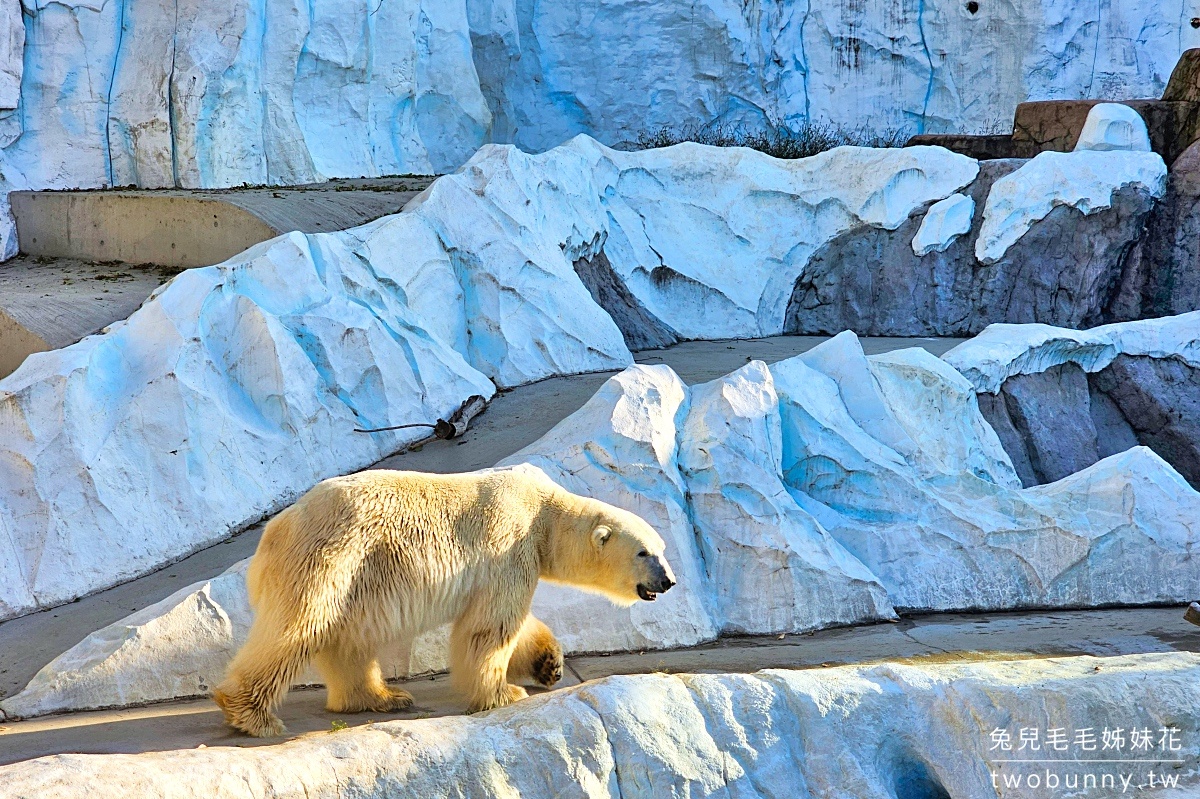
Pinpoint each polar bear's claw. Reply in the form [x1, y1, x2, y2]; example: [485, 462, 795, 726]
[533, 650, 564, 687]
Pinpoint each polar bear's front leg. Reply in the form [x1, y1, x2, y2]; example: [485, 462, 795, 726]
[506, 614, 564, 688]
[450, 592, 531, 713]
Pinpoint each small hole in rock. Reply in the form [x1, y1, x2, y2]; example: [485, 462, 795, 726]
[892, 755, 952, 799]
[966, 1, 979, 13]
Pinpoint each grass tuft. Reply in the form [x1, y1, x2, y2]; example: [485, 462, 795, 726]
[630, 121, 907, 159]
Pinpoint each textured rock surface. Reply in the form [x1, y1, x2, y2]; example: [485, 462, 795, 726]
[0, 0, 20, 110]
[1074, 103, 1153, 152]
[404, 143, 632, 388]
[2, 0, 1190, 257]
[591, 143, 977, 340]
[776, 337, 1200, 612]
[2, 654, 1197, 798]
[976, 150, 1167, 265]
[677, 361, 895, 635]
[1116, 140, 1200, 321]
[1089, 355, 1200, 487]
[944, 312, 1200, 393]
[995, 364, 1101, 485]
[975, 357, 1200, 490]
[1164, 49, 1200, 102]
[950, 314, 1200, 488]
[785, 158, 1163, 336]
[12, 329, 1200, 717]
[572, 252, 679, 351]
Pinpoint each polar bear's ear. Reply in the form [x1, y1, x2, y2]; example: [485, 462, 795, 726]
[591, 525, 612, 548]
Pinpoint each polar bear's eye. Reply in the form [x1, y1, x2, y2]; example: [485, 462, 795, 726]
[638, 550, 649, 557]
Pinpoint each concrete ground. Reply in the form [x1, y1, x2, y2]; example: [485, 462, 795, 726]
[0, 335, 961, 701]
[1, 606, 1195, 767]
[0, 257, 178, 378]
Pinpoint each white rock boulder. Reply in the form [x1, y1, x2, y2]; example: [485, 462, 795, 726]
[944, 311, 1200, 393]
[975, 150, 1167, 265]
[1074, 103, 1153, 153]
[677, 360, 895, 634]
[912, 192, 975, 256]
[773, 335, 1200, 611]
[1, 654, 1196, 798]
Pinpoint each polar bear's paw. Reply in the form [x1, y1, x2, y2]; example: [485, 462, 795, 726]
[213, 686, 288, 738]
[468, 683, 528, 714]
[532, 649, 564, 687]
[376, 686, 416, 712]
[327, 685, 414, 714]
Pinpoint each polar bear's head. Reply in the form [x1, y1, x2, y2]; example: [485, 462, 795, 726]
[570, 503, 677, 607]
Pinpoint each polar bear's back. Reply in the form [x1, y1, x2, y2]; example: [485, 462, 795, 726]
[245, 469, 552, 632]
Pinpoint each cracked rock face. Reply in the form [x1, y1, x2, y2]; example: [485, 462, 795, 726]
[9, 327, 1200, 718]
[3, 654, 1198, 798]
[984, 363, 1102, 486]
[785, 155, 1165, 337]
[572, 251, 679, 351]
[948, 313, 1200, 489]
[979, 356, 1200, 490]
[1115, 140, 1200, 321]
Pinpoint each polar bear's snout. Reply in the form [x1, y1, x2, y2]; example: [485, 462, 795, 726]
[636, 555, 676, 602]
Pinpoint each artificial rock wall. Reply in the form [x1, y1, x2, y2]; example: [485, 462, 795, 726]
[0, 0, 1192, 256]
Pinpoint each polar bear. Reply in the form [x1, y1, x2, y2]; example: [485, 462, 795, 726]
[213, 467, 676, 737]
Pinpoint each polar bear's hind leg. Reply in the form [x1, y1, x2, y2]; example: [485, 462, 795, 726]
[315, 638, 414, 713]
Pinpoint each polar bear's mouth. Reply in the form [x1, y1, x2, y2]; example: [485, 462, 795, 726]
[637, 584, 658, 601]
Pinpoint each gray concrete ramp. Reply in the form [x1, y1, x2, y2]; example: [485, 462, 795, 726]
[0, 258, 172, 378]
[10, 177, 434, 268]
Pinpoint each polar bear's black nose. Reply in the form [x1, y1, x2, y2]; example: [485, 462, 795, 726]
[660, 576, 675, 592]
